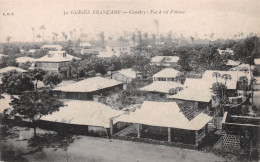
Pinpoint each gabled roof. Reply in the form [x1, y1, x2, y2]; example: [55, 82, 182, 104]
[115, 69, 136, 79]
[226, 60, 241, 66]
[16, 57, 36, 63]
[35, 51, 80, 62]
[151, 56, 179, 63]
[0, 66, 27, 74]
[115, 101, 212, 130]
[54, 76, 123, 92]
[140, 81, 184, 94]
[168, 88, 213, 102]
[153, 68, 180, 78]
[41, 100, 123, 128]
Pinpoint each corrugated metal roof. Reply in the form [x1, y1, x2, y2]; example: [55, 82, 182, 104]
[153, 68, 180, 78]
[41, 100, 123, 128]
[54, 76, 124, 92]
[115, 101, 212, 130]
[140, 81, 184, 94]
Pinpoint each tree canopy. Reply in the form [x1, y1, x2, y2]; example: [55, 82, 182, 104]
[43, 72, 62, 89]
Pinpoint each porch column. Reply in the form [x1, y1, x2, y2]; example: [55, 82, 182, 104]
[109, 119, 113, 136]
[195, 130, 199, 146]
[168, 127, 172, 142]
[137, 124, 141, 138]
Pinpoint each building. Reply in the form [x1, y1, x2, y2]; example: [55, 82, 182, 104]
[112, 68, 136, 84]
[52, 76, 124, 100]
[226, 60, 241, 67]
[229, 64, 255, 73]
[217, 48, 234, 55]
[202, 70, 251, 82]
[40, 100, 123, 136]
[153, 68, 181, 82]
[15, 57, 36, 65]
[98, 41, 130, 58]
[139, 81, 184, 95]
[0, 66, 27, 76]
[28, 49, 38, 54]
[114, 101, 212, 146]
[40, 44, 63, 51]
[151, 56, 179, 67]
[254, 59, 260, 75]
[0, 54, 7, 59]
[35, 51, 80, 78]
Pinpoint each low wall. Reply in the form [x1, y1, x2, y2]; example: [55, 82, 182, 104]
[111, 134, 198, 150]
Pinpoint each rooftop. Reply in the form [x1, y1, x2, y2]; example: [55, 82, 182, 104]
[115, 68, 136, 79]
[41, 100, 123, 128]
[54, 76, 124, 92]
[151, 56, 179, 63]
[41, 44, 63, 50]
[0, 66, 27, 74]
[168, 88, 213, 102]
[226, 60, 241, 66]
[153, 68, 180, 78]
[140, 81, 184, 94]
[35, 51, 80, 62]
[16, 57, 36, 63]
[202, 70, 251, 82]
[254, 58, 260, 65]
[115, 101, 212, 130]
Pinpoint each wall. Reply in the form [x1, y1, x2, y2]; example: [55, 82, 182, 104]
[112, 72, 133, 84]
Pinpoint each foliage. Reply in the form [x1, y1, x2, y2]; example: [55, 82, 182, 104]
[2, 70, 34, 94]
[221, 74, 232, 85]
[211, 82, 227, 101]
[19, 61, 32, 70]
[43, 72, 62, 88]
[212, 72, 221, 82]
[70, 58, 83, 80]
[0, 55, 19, 68]
[10, 90, 65, 136]
[238, 76, 249, 91]
[29, 68, 46, 89]
[2, 44, 21, 55]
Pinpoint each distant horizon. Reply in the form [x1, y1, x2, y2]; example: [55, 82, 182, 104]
[0, 0, 259, 43]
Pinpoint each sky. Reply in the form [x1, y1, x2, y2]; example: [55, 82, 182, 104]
[0, 0, 259, 42]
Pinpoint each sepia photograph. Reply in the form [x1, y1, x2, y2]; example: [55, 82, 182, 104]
[0, 0, 260, 161]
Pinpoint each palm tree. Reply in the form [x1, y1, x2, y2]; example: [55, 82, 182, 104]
[221, 74, 232, 85]
[36, 35, 41, 42]
[154, 19, 159, 39]
[6, 36, 11, 43]
[238, 76, 248, 92]
[73, 28, 76, 42]
[250, 77, 257, 104]
[190, 36, 194, 50]
[31, 27, 35, 42]
[39, 25, 46, 41]
[69, 31, 73, 40]
[212, 72, 221, 82]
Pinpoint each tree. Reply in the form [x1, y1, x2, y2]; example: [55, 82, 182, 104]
[106, 56, 122, 78]
[29, 68, 46, 89]
[0, 55, 19, 68]
[212, 72, 221, 82]
[70, 58, 83, 80]
[31, 27, 35, 42]
[99, 31, 105, 48]
[6, 36, 11, 43]
[20, 61, 32, 70]
[154, 19, 159, 39]
[221, 74, 232, 85]
[43, 72, 62, 89]
[238, 76, 248, 92]
[39, 25, 46, 41]
[2, 70, 34, 94]
[10, 90, 65, 136]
